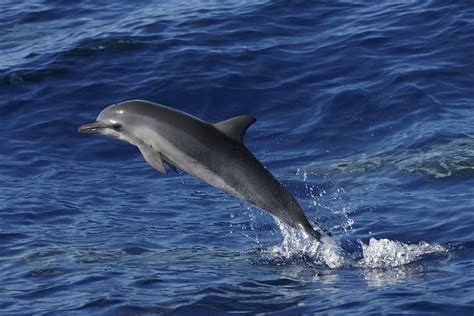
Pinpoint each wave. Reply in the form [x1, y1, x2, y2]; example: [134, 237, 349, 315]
[61, 37, 145, 58]
[0, 36, 147, 87]
[0, 67, 68, 86]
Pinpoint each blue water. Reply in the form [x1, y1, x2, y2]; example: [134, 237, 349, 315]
[1, 0, 473, 314]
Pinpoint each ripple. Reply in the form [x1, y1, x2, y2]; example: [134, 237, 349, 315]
[0, 67, 68, 86]
[62, 37, 145, 58]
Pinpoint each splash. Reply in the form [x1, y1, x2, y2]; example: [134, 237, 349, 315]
[268, 222, 447, 269]
[296, 168, 354, 234]
[255, 169, 350, 269]
[358, 237, 447, 268]
[261, 225, 447, 269]
[263, 221, 345, 269]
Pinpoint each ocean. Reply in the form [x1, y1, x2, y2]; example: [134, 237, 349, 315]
[1, 0, 473, 314]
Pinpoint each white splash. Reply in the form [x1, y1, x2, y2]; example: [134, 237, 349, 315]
[358, 237, 447, 268]
[264, 221, 344, 269]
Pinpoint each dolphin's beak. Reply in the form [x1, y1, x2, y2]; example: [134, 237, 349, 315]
[78, 122, 107, 134]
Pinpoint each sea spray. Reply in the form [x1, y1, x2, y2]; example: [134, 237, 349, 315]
[358, 237, 447, 268]
[263, 220, 345, 269]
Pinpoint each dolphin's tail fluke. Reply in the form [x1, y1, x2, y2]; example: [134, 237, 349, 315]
[305, 225, 331, 242]
[306, 227, 323, 241]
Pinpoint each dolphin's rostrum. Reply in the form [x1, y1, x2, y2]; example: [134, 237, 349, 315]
[78, 100, 323, 240]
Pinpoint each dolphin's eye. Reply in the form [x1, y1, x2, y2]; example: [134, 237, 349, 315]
[112, 124, 123, 131]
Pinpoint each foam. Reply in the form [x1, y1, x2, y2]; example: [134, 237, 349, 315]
[358, 237, 447, 268]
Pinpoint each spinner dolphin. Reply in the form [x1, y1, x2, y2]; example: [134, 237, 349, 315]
[78, 100, 323, 240]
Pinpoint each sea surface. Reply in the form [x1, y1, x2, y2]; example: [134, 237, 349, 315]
[1, 0, 473, 314]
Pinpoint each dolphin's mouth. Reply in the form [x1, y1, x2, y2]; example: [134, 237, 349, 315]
[78, 122, 108, 134]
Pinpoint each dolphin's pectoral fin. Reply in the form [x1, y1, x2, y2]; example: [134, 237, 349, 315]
[138, 146, 167, 174]
[165, 161, 178, 173]
[213, 115, 256, 143]
[161, 154, 179, 174]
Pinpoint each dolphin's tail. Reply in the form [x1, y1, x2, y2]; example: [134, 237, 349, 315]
[304, 225, 331, 242]
[307, 227, 322, 241]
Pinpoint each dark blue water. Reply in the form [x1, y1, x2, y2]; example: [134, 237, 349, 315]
[1, 1, 473, 314]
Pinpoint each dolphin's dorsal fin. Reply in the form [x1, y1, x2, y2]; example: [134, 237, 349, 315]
[213, 115, 256, 142]
[138, 146, 167, 174]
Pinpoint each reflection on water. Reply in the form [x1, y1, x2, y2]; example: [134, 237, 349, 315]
[362, 265, 421, 287]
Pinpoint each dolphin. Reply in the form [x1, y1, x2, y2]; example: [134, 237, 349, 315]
[78, 100, 322, 240]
